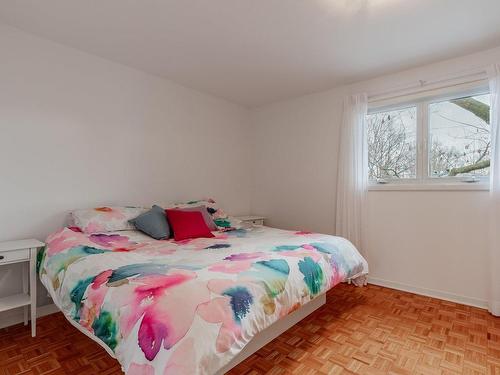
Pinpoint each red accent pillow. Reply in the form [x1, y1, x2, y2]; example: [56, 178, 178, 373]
[165, 209, 215, 241]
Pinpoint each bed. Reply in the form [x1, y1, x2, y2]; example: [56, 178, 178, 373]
[39, 224, 368, 374]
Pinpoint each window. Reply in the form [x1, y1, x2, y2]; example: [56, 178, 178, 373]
[367, 87, 491, 187]
[367, 106, 417, 180]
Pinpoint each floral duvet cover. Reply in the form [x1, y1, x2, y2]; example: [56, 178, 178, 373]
[39, 226, 368, 375]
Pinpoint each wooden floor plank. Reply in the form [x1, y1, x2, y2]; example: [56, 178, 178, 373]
[0, 284, 498, 374]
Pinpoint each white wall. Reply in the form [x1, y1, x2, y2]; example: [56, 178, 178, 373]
[0, 23, 251, 323]
[251, 46, 500, 307]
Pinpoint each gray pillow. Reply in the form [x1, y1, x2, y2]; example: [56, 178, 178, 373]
[129, 205, 170, 239]
[177, 205, 218, 231]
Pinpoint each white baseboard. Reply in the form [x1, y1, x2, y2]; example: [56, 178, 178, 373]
[368, 277, 488, 309]
[0, 303, 59, 330]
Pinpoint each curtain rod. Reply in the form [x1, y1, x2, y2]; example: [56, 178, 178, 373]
[367, 68, 488, 103]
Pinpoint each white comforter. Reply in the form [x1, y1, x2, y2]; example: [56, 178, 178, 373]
[39, 225, 367, 374]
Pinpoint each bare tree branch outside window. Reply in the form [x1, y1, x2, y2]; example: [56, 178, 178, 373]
[367, 107, 416, 180]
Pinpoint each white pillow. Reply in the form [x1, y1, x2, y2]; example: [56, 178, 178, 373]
[71, 206, 147, 233]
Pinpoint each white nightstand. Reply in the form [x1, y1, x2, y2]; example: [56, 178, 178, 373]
[0, 239, 44, 337]
[236, 215, 266, 226]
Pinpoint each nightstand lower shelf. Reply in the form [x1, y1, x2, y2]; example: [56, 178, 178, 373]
[0, 293, 31, 313]
[0, 238, 44, 337]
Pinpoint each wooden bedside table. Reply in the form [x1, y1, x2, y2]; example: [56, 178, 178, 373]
[236, 215, 266, 226]
[0, 239, 45, 337]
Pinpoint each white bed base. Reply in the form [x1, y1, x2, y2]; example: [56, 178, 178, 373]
[215, 293, 326, 374]
[217, 271, 367, 373]
[50, 291, 326, 375]
[46, 273, 365, 374]
[46, 286, 325, 374]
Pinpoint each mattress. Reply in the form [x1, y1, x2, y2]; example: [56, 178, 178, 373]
[39, 225, 368, 374]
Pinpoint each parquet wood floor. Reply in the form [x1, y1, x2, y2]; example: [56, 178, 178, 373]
[1, 284, 498, 375]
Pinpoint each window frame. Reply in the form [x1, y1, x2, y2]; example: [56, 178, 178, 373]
[367, 82, 490, 191]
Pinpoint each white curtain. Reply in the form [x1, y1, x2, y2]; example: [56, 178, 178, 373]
[488, 65, 500, 316]
[336, 94, 369, 263]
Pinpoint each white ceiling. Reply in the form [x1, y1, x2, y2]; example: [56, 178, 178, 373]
[1, 0, 500, 107]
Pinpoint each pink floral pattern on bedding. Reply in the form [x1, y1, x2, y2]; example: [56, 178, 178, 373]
[39, 226, 367, 374]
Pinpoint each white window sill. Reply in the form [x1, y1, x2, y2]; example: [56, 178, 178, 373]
[368, 183, 489, 191]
